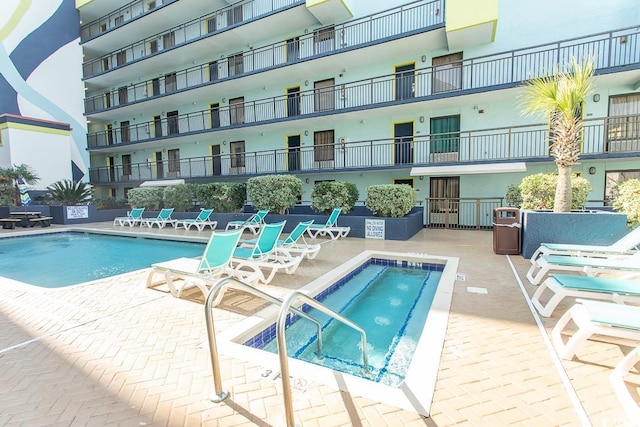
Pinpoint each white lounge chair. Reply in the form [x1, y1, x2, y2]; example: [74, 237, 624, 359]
[532, 273, 640, 317]
[552, 299, 640, 360]
[231, 221, 302, 284]
[175, 209, 217, 231]
[610, 345, 640, 420]
[526, 252, 640, 286]
[306, 207, 350, 240]
[113, 207, 145, 227]
[242, 220, 320, 260]
[530, 226, 640, 263]
[140, 208, 177, 229]
[225, 209, 269, 235]
[146, 229, 256, 298]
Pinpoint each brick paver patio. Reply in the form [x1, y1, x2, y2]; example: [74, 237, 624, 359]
[0, 225, 637, 426]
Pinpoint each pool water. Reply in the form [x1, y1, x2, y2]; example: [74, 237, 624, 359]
[0, 232, 205, 288]
[244, 260, 442, 387]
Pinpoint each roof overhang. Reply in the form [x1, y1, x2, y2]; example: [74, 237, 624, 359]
[140, 179, 185, 187]
[410, 162, 527, 177]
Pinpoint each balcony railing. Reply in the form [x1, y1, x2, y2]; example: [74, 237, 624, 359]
[80, 0, 178, 41]
[82, 0, 304, 78]
[84, 0, 445, 113]
[88, 114, 640, 184]
[86, 26, 640, 147]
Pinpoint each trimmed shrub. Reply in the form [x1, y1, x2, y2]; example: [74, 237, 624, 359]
[247, 175, 302, 214]
[196, 182, 246, 212]
[365, 184, 415, 217]
[163, 184, 195, 211]
[93, 196, 127, 209]
[612, 179, 640, 229]
[311, 181, 358, 213]
[519, 173, 591, 210]
[505, 184, 523, 208]
[127, 187, 163, 210]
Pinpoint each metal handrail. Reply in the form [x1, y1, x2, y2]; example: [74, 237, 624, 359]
[277, 291, 369, 427]
[204, 277, 368, 427]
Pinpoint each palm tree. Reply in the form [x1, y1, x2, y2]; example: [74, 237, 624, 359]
[47, 180, 92, 205]
[0, 164, 39, 206]
[520, 58, 594, 212]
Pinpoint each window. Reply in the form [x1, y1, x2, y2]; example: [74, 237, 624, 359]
[122, 154, 132, 177]
[228, 53, 243, 77]
[147, 1, 156, 10]
[604, 170, 640, 204]
[162, 31, 175, 49]
[314, 26, 335, 54]
[430, 177, 460, 225]
[168, 149, 180, 173]
[208, 61, 218, 81]
[206, 17, 217, 33]
[432, 53, 463, 94]
[118, 86, 128, 104]
[607, 93, 640, 152]
[116, 51, 127, 66]
[227, 5, 243, 26]
[114, 15, 124, 26]
[314, 78, 335, 112]
[229, 97, 245, 125]
[314, 130, 335, 162]
[164, 72, 177, 93]
[167, 110, 179, 135]
[120, 120, 130, 143]
[230, 141, 245, 168]
[430, 115, 460, 162]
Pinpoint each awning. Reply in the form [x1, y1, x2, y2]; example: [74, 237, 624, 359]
[410, 162, 527, 177]
[139, 179, 185, 187]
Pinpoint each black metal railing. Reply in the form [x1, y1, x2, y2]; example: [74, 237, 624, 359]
[86, 26, 640, 146]
[82, 0, 305, 77]
[426, 198, 504, 229]
[88, 114, 640, 184]
[80, 0, 178, 41]
[83, 0, 444, 112]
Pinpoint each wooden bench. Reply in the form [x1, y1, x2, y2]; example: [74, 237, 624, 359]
[0, 218, 22, 229]
[28, 216, 53, 227]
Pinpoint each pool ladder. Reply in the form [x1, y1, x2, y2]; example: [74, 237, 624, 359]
[204, 276, 369, 427]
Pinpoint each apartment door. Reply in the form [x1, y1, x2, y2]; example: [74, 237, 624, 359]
[287, 87, 301, 117]
[210, 103, 220, 128]
[211, 144, 221, 175]
[430, 177, 460, 227]
[395, 64, 415, 100]
[287, 135, 301, 171]
[167, 110, 179, 135]
[394, 121, 414, 165]
[430, 115, 460, 162]
[106, 124, 114, 145]
[286, 37, 300, 62]
[153, 115, 162, 137]
[154, 151, 164, 178]
[107, 156, 115, 182]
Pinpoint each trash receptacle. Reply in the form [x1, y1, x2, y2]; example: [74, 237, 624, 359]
[493, 207, 521, 255]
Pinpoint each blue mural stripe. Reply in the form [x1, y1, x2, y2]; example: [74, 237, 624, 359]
[0, 73, 19, 115]
[10, 0, 79, 80]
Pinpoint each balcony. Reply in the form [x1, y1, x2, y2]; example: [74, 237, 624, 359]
[82, 0, 307, 81]
[86, 25, 640, 147]
[84, 0, 446, 114]
[88, 114, 640, 185]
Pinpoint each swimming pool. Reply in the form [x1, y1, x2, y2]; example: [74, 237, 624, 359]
[0, 232, 205, 288]
[245, 260, 442, 387]
[219, 250, 458, 416]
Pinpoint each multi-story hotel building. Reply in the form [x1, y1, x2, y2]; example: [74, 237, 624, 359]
[2, 0, 640, 226]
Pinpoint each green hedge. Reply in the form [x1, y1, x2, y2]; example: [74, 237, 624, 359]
[311, 181, 358, 213]
[613, 179, 640, 229]
[247, 175, 302, 214]
[365, 184, 415, 217]
[196, 182, 246, 212]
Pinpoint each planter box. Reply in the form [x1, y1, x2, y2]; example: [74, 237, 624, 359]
[520, 210, 629, 259]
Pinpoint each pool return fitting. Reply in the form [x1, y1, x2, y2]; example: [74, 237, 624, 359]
[205, 276, 369, 427]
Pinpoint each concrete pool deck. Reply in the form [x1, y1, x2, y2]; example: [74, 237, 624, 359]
[0, 224, 637, 426]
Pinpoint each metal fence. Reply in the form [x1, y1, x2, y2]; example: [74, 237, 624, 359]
[426, 198, 504, 230]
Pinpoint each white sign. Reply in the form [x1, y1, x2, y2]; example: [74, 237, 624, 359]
[66, 206, 89, 219]
[365, 219, 385, 239]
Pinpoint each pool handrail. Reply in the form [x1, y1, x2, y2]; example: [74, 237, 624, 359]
[204, 277, 369, 427]
[204, 277, 324, 401]
[277, 291, 370, 427]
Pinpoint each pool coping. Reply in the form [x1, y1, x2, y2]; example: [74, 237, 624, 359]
[216, 249, 459, 416]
